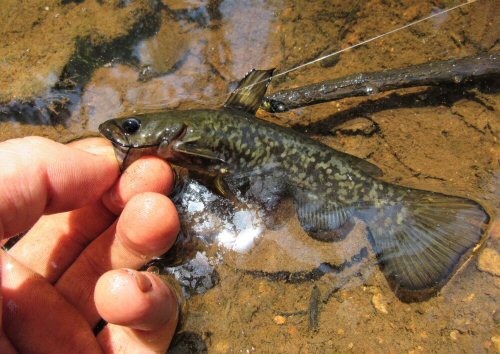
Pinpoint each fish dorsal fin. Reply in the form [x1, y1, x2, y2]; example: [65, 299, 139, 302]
[224, 69, 275, 114]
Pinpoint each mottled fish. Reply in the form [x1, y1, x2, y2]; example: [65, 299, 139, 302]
[99, 69, 490, 299]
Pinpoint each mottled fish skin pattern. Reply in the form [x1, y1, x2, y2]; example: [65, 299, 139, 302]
[163, 109, 403, 211]
[123, 108, 415, 246]
[100, 106, 489, 298]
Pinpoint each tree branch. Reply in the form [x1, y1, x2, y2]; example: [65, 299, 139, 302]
[263, 52, 500, 112]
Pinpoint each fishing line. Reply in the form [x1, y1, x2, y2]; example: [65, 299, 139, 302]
[225, 0, 478, 100]
[139, 0, 478, 110]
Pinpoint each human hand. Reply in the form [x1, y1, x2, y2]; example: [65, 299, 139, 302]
[0, 137, 180, 353]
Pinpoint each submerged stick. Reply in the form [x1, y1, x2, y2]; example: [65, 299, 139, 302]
[263, 52, 499, 112]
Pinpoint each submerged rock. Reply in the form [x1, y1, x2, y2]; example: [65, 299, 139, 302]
[477, 248, 500, 277]
[0, 0, 158, 102]
[135, 16, 191, 81]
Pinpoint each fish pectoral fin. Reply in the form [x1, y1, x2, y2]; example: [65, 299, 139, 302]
[214, 174, 232, 198]
[359, 188, 490, 301]
[224, 68, 275, 115]
[174, 142, 224, 162]
[293, 191, 354, 242]
[187, 170, 238, 201]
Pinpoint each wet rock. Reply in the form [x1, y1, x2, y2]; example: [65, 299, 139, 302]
[477, 248, 500, 277]
[371, 292, 388, 314]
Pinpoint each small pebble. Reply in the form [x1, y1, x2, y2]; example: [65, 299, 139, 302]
[483, 340, 492, 350]
[273, 315, 286, 325]
[463, 293, 475, 302]
[477, 248, 500, 276]
[493, 309, 500, 324]
[214, 341, 230, 353]
[450, 330, 459, 341]
[492, 335, 500, 352]
[371, 293, 389, 314]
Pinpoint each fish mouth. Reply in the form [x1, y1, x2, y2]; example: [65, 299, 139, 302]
[98, 120, 161, 148]
[112, 144, 131, 170]
[99, 119, 130, 147]
[98, 119, 187, 170]
[113, 145, 161, 171]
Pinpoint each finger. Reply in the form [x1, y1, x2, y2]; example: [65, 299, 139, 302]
[56, 193, 180, 325]
[9, 156, 174, 283]
[8, 201, 115, 282]
[0, 336, 17, 354]
[102, 156, 175, 215]
[1, 250, 102, 354]
[0, 137, 118, 239]
[95, 270, 178, 353]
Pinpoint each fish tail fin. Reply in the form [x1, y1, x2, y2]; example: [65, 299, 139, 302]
[359, 186, 490, 300]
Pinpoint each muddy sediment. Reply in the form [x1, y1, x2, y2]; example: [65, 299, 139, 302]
[1, 0, 499, 353]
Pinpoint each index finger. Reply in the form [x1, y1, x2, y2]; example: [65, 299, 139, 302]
[0, 137, 120, 239]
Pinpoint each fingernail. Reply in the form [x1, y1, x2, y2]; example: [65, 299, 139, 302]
[126, 269, 153, 293]
[103, 186, 125, 215]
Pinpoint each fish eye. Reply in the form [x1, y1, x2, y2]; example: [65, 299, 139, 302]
[122, 118, 141, 134]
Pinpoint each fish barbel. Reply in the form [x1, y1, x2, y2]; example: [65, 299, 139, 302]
[99, 69, 490, 299]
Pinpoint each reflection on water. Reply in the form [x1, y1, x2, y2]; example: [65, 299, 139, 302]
[1, 0, 500, 352]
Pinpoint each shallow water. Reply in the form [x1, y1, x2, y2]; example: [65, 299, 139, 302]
[1, 0, 499, 352]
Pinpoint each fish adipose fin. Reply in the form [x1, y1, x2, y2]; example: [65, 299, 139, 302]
[359, 188, 490, 300]
[224, 69, 275, 114]
[294, 190, 354, 241]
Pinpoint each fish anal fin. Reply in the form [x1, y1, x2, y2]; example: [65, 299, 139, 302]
[361, 187, 490, 301]
[306, 218, 356, 242]
[224, 69, 275, 114]
[293, 191, 354, 242]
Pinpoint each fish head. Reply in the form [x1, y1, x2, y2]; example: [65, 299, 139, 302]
[99, 114, 186, 170]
